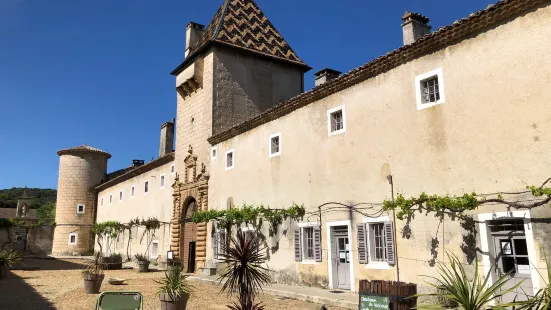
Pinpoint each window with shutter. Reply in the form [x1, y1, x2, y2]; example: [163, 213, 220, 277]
[294, 229, 302, 262]
[384, 221, 396, 265]
[212, 228, 219, 258]
[357, 224, 368, 264]
[313, 226, 322, 262]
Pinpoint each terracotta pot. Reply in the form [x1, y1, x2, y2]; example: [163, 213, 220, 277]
[83, 273, 104, 294]
[0, 265, 8, 279]
[159, 292, 190, 310]
[137, 260, 150, 272]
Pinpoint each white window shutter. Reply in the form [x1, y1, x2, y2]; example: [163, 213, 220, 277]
[294, 228, 302, 262]
[357, 224, 368, 264]
[384, 221, 396, 265]
[314, 226, 322, 262]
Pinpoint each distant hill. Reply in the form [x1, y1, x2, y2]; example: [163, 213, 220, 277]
[0, 188, 57, 209]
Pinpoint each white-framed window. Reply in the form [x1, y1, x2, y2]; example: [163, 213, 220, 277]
[212, 227, 227, 260]
[415, 68, 446, 110]
[109, 194, 112, 204]
[269, 133, 281, 158]
[131, 185, 135, 197]
[144, 180, 149, 193]
[327, 105, 346, 136]
[170, 164, 175, 175]
[225, 149, 234, 171]
[76, 204, 85, 214]
[295, 222, 321, 263]
[160, 174, 165, 188]
[119, 190, 123, 201]
[68, 232, 78, 245]
[151, 240, 159, 258]
[357, 217, 396, 268]
[211, 147, 217, 160]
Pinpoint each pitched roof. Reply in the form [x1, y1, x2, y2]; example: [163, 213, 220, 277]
[57, 145, 112, 159]
[207, 0, 548, 145]
[0, 208, 37, 220]
[171, 0, 309, 75]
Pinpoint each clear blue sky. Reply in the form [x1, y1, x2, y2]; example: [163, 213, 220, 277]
[0, 0, 496, 189]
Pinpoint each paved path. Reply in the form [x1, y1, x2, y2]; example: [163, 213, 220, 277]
[190, 273, 359, 309]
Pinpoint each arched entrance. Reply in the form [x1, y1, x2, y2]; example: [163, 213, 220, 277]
[180, 197, 197, 273]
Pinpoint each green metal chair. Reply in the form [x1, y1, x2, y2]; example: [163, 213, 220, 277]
[94, 291, 143, 310]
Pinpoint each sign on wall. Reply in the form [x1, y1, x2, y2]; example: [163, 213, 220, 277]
[359, 294, 390, 310]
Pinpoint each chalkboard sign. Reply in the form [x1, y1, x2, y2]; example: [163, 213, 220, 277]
[359, 294, 389, 310]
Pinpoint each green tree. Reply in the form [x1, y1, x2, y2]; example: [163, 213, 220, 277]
[36, 202, 56, 222]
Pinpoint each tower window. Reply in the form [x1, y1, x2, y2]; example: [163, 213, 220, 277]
[131, 185, 135, 197]
[68, 233, 78, 245]
[119, 190, 123, 201]
[269, 133, 281, 158]
[76, 204, 85, 214]
[160, 175, 165, 188]
[144, 181, 149, 193]
[225, 150, 234, 171]
[101, 198, 103, 206]
[170, 164, 175, 175]
[211, 147, 217, 160]
[415, 68, 446, 110]
[109, 195, 112, 204]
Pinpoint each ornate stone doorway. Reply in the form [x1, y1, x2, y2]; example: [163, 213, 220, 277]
[170, 147, 209, 273]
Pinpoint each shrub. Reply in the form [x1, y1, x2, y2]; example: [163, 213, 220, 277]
[134, 254, 148, 262]
[0, 250, 22, 268]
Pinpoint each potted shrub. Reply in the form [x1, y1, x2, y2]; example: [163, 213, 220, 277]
[166, 258, 183, 278]
[82, 253, 105, 294]
[0, 250, 22, 280]
[135, 254, 150, 272]
[102, 253, 122, 270]
[157, 264, 193, 310]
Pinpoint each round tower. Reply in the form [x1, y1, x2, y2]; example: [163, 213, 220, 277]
[52, 145, 111, 255]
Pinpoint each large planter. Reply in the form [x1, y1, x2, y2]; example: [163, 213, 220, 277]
[102, 256, 122, 270]
[159, 292, 190, 310]
[0, 265, 8, 279]
[83, 273, 105, 294]
[137, 260, 150, 273]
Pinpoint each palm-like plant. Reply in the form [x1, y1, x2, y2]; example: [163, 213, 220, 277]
[502, 255, 551, 310]
[218, 230, 271, 310]
[417, 252, 521, 310]
[0, 249, 22, 268]
[156, 265, 194, 299]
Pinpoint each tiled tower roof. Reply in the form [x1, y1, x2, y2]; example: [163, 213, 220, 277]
[172, 0, 309, 75]
[57, 145, 112, 159]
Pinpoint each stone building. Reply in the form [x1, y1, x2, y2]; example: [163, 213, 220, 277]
[53, 0, 551, 300]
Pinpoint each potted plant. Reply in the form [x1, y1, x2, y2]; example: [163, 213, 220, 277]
[82, 253, 105, 294]
[157, 264, 193, 310]
[0, 250, 22, 280]
[102, 253, 122, 270]
[135, 254, 150, 272]
[166, 258, 183, 278]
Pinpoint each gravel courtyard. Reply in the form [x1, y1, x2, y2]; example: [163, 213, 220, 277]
[0, 258, 344, 310]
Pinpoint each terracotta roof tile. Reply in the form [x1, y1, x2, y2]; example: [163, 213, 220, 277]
[57, 145, 112, 159]
[172, 0, 309, 75]
[208, 0, 547, 145]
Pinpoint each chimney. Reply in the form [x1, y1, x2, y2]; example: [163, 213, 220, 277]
[132, 160, 145, 167]
[159, 119, 175, 157]
[185, 22, 205, 58]
[401, 12, 431, 45]
[314, 68, 342, 87]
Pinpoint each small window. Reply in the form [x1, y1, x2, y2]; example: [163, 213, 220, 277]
[225, 150, 234, 171]
[211, 147, 217, 160]
[415, 68, 445, 110]
[160, 175, 165, 188]
[131, 185, 135, 197]
[119, 190, 123, 201]
[151, 241, 159, 258]
[68, 233, 77, 245]
[101, 198, 103, 206]
[269, 133, 281, 158]
[144, 181, 149, 193]
[302, 227, 314, 260]
[327, 105, 346, 136]
[109, 195, 112, 204]
[76, 204, 85, 214]
[170, 164, 175, 175]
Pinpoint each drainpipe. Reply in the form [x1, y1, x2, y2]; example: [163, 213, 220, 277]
[387, 175, 400, 282]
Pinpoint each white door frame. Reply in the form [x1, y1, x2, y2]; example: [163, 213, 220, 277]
[326, 220, 355, 291]
[478, 210, 539, 294]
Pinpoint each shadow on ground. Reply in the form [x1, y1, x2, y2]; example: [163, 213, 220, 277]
[0, 271, 56, 309]
[16, 257, 87, 271]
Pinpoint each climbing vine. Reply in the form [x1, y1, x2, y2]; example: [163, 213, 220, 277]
[192, 203, 305, 236]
